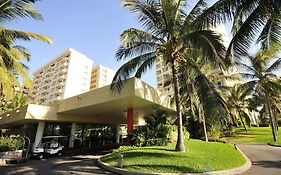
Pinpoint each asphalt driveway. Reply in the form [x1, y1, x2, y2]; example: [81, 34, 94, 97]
[237, 144, 281, 175]
[0, 154, 115, 175]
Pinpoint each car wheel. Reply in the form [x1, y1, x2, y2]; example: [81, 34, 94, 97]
[38, 154, 43, 159]
[57, 151, 62, 157]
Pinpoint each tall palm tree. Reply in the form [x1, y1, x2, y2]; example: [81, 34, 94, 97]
[0, 0, 52, 99]
[178, 56, 230, 142]
[238, 48, 281, 142]
[201, 0, 281, 59]
[111, 0, 227, 151]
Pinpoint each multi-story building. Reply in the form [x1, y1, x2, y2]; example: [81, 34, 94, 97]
[90, 65, 115, 90]
[31, 48, 93, 104]
[155, 58, 173, 96]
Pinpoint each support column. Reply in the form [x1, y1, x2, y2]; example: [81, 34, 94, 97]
[127, 108, 134, 144]
[33, 121, 45, 149]
[69, 123, 76, 148]
[115, 124, 120, 144]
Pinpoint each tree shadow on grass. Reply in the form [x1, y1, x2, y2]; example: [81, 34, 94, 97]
[124, 164, 199, 173]
[102, 151, 186, 165]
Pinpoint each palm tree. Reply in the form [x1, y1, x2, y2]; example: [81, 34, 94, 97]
[178, 56, 230, 142]
[0, 0, 52, 99]
[111, 0, 227, 151]
[238, 48, 281, 142]
[225, 84, 252, 132]
[202, 0, 281, 59]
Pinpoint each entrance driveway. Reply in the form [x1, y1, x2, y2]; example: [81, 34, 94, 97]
[237, 144, 281, 175]
[0, 154, 115, 175]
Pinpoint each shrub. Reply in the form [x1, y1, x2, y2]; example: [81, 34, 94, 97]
[131, 107, 180, 147]
[278, 119, 281, 127]
[185, 116, 203, 139]
[0, 137, 24, 152]
[220, 126, 235, 137]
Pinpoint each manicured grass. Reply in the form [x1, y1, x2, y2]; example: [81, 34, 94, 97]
[101, 139, 246, 173]
[220, 127, 281, 145]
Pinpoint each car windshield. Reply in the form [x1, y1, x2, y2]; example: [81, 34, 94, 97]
[38, 138, 60, 149]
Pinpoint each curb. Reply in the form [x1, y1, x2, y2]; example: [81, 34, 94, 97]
[97, 146, 251, 175]
[267, 143, 281, 147]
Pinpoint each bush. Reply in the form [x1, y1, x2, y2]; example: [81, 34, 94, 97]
[259, 123, 269, 127]
[131, 107, 181, 147]
[0, 137, 24, 152]
[185, 116, 202, 139]
[278, 119, 281, 127]
[220, 126, 235, 137]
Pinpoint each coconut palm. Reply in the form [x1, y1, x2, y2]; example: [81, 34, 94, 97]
[0, 0, 52, 99]
[225, 84, 252, 132]
[178, 56, 231, 142]
[201, 0, 281, 59]
[111, 0, 227, 151]
[238, 48, 281, 142]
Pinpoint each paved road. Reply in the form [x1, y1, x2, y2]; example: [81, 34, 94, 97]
[0, 154, 116, 175]
[1, 144, 280, 175]
[237, 144, 281, 175]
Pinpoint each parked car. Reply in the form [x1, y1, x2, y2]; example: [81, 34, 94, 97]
[32, 136, 67, 159]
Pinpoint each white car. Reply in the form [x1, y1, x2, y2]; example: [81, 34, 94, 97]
[32, 136, 66, 159]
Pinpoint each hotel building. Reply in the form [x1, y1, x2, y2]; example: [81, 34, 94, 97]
[31, 48, 93, 105]
[155, 58, 173, 96]
[90, 65, 115, 90]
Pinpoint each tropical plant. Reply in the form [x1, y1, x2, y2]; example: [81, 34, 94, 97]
[111, 0, 227, 151]
[131, 107, 176, 147]
[238, 48, 281, 142]
[203, 0, 281, 59]
[0, 0, 52, 99]
[178, 56, 231, 142]
[0, 91, 30, 113]
[224, 84, 251, 132]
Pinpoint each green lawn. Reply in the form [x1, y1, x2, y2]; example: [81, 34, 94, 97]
[220, 127, 281, 145]
[101, 139, 246, 173]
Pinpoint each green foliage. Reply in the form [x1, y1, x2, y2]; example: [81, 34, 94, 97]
[221, 127, 281, 145]
[131, 108, 177, 147]
[207, 126, 221, 140]
[220, 126, 235, 137]
[0, 0, 52, 100]
[101, 139, 246, 173]
[0, 137, 24, 152]
[184, 116, 203, 139]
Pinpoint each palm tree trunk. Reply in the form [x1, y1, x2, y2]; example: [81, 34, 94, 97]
[171, 62, 185, 152]
[231, 114, 239, 127]
[265, 93, 277, 142]
[238, 110, 247, 132]
[198, 103, 208, 142]
[202, 113, 208, 142]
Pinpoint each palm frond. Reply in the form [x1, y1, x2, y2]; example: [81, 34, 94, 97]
[183, 30, 227, 68]
[122, 0, 165, 35]
[0, 28, 52, 44]
[266, 58, 281, 73]
[0, 0, 42, 22]
[111, 52, 156, 92]
[226, 6, 267, 59]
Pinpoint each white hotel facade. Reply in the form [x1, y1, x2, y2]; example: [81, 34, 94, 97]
[31, 48, 115, 105]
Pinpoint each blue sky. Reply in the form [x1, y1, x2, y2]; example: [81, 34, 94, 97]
[6, 0, 158, 87]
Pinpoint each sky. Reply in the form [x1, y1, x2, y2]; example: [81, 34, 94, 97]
[6, 0, 158, 87]
[6, 0, 230, 88]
